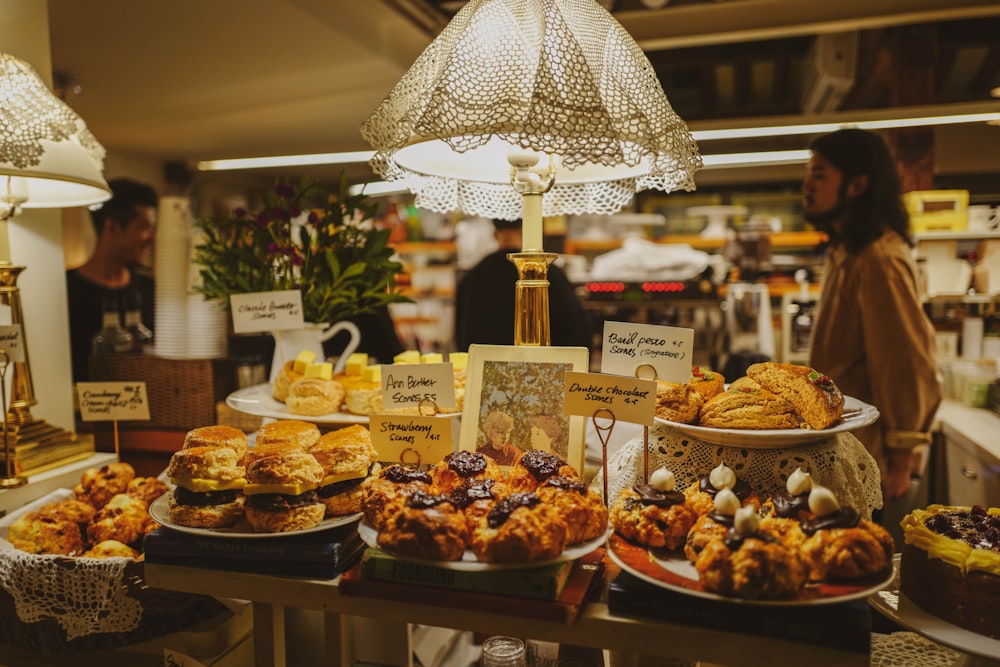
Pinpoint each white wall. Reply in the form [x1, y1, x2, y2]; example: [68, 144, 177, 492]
[2, 0, 76, 431]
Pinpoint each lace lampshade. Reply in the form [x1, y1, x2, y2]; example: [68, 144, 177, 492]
[361, 0, 702, 220]
[0, 53, 110, 217]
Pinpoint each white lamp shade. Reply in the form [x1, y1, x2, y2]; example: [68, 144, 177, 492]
[362, 0, 701, 219]
[0, 53, 110, 210]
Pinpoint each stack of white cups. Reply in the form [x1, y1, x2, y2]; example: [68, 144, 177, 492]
[153, 196, 229, 359]
[154, 196, 193, 359]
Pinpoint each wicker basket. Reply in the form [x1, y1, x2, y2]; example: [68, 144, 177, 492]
[88, 355, 234, 430]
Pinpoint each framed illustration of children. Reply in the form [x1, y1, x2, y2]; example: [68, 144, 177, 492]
[460, 344, 590, 471]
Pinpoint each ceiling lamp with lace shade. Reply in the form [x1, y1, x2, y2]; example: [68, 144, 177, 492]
[361, 0, 702, 346]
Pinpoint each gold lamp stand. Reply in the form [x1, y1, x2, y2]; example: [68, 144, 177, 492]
[509, 153, 557, 347]
[0, 259, 89, 487]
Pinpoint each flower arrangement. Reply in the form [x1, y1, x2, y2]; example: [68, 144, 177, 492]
[192, 175, 409, 324]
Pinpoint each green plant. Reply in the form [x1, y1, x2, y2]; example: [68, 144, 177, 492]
[192, 174, 409, 324]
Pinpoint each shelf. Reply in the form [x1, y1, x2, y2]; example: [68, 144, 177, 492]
[563, 231, 827, 255]
[915, 231, 1000, 242]
[392, 241, 457, 255]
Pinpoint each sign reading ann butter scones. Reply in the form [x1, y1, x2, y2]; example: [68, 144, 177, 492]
[369, 415, 453, 465]
[564, 371, 656, 425]
[76, 382, 151, 421]
[601, 321, 693, 383]
[380, 362, 456, 411]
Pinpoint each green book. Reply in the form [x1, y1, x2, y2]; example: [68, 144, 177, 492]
[359, 548, 574, 600]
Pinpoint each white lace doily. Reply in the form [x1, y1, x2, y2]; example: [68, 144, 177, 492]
[871, 631, 962, 666]
[0, 489, 142, 640]
[593, 423, 883, 518]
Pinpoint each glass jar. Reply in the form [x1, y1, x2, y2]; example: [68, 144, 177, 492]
[481, 636, 526, 667]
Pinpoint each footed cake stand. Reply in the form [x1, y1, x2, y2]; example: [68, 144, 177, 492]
[869, 556, 1000, 667]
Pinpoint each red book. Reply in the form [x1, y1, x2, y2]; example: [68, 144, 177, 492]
[339, 548, 605, 625]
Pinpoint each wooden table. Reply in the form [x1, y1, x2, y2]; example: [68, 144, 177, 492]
[143, 561, 870, 667]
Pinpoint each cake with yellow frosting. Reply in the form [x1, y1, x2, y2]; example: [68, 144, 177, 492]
[900, 504, 1000, 638]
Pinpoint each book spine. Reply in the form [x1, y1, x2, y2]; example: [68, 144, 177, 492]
[359, 549, 566, 600]
[143, 529, 361, 566]
[148, 540, 365, 579]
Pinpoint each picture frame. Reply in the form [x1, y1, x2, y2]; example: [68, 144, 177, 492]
[459, 344, 591, 472]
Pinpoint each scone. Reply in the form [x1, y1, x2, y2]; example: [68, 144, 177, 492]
[430, 450, 502, 494]
[309, 425, 379, 516]
[82, 539, 140, 559]
[243, 449, 326, 533]
[7, 512, 85, 556]
[697, 377, 800, 430]
[469, 492, 568, 564]
[798, 485, 893, 582]
[361, 464, 434, 531]
[272, 360, 303, 402]
[610, 471, 696, 551]
[166, 445, 247, 528]
[87, 493, 157, 548]
[694, 507, 808, 600]
[654, 381, 703, 424]
[183, 424, 250, 462]
[286, 378, 346, 416]
[125, 476, 170, 508]
[74, 462, 136, 510]
[689, 367, 725, 402]
[506, 449, 579, 494]
[683, 462, 761, 518]
[255, 419, 321, 450]
[534, 475, 608, 544]
[746, 362, 845, 430]
[377, 490, 469, 561]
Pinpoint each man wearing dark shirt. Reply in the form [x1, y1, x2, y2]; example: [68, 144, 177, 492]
[454, 219, 592, 350]
[66, 179, 158, 382]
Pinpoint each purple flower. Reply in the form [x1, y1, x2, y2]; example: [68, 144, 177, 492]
[232, 206, 247, 218]
[255, 213, 268, 227]
[307, 211, 320, 225]
[268, 242, 280, 254]
[290, 206, 302, 218]
[275, 182, 295, 199]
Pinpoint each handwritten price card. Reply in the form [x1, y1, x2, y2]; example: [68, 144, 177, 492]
[370, 415, 453, 466]
[230, 290, 304, 333]
[601, 321, 693, 383]
[380, 363, 457, 412]
[563, 371, 656, 426]
[0, 325, 25, 363]
[76, 382, 151, 422]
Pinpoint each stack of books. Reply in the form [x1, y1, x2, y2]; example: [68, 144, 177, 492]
[339, 547, 606, 624]
[143, 522, 365, 579]
[0, 426, 95, 477]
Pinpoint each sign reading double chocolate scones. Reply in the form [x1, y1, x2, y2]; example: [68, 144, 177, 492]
[76, 382, 151, 421]
[380, 362, 456, 412]
[564, 371, 656, 425]
[370, 415, 453, 466]
[601, 321, 693, 383]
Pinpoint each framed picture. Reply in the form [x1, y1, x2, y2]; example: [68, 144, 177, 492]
[460, 344, 591, 472]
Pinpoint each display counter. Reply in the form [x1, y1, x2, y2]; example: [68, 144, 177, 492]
[143, 560, 869, 667]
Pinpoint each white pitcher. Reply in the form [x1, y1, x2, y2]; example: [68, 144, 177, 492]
[269, 321, 361, 382]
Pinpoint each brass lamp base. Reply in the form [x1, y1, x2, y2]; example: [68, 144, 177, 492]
[509, 251, 557, 347]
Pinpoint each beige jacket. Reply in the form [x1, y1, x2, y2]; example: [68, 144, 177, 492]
[809, 231, 942, 475]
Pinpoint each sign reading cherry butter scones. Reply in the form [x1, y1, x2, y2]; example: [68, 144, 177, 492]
[369, 415, 453, 466]
[564, 371, 656, 425]
[229, 290, 304, 333]
[380, 362, 456, 412]
[76, 382, 151, 421]
[601, 321, 693, 383]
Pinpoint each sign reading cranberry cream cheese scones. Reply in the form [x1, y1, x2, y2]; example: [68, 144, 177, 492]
[900, 504, 1000, 638]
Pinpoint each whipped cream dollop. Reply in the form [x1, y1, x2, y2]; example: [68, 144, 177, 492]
[708, 462, 736, 491]
[808, 484, 841, 517]
[733, 505, 760, 535]
[786, 468, 813, 496]
[649, 467, 676, 492]
[713, 487, 741, 516]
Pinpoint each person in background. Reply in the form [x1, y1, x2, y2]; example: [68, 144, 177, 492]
[66, 178, 158, 382]
[454, 218, 592, 351]
[478, 408, 518, 465]
[803, 128, 942, 516]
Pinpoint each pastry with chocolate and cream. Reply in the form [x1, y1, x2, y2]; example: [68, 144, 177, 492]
[610, 467, 696, 550]
[798, 485, 893, 582]
[683, 462, 761, 518]
[469, 491, 568, 564]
